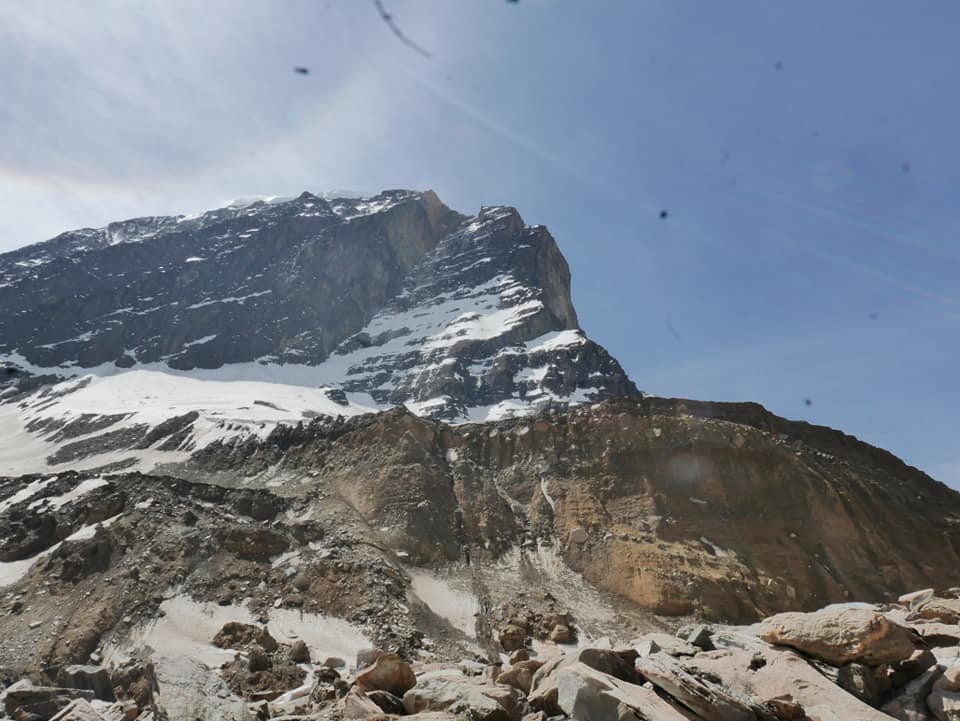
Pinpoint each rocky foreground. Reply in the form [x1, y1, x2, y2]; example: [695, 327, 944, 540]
[2, 588, 959, 720]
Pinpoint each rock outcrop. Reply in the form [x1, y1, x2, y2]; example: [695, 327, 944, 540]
[759, 608, 923, 665]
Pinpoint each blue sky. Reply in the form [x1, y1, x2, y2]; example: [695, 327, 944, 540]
[1, 1, 957, 487]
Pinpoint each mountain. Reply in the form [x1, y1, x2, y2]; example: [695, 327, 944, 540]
[1, 190, 959, 720]
[0, 190, 634, 422]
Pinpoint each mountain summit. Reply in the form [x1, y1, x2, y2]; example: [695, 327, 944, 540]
[0, 190, 636, 424]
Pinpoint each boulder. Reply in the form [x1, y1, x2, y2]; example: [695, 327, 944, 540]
[521, 713, 548, 721]
[914, 623, 960, 648]
[497, 661, 542, 694]
[891, 649, 938, 687]
[528, 655, 565, 715]
[578, 648, 639, 683]
[4, 681, 96, 720]
[355, 652, 416, 696]
[56, 666, 115, 701]
[549, 624, 574, 644]
[247, 645, 272, 672]
[899, 589, 935, 608]
[324, 655, 347, 668]
[709, 628, 772, 654]
[315, 665, 342, 683]
[881, 666, 944, 721]
[498, 623, 528, 652]
[635, 653, 762, 721]
[342, 689, 385, 719]
[915, 599, 960, 624]
[940, 667, 960, 693]
[683, 646, 896, 721]
[759, 608, 922, 666]
[288, 639, 310, 663]
[555, 661, 694, 721]
[836, 662, 884, 707]
[633, 633, 698, 658]
[508, 649, 529, 664]
[527, 647, 639, 714]
[212, 622, 278, 653]
[153, 658, 252, 721]
[401, 672, 525, 721]
[367, 689, 405, 715]
[356, 648, 384, 668]
[676, 624, 715, 651]
[929, 693, 960, 721]
[116, 700, 139, 721]
[569, 528, 589, 544]
[108, 660, 157, 710]
[929, 669, 960, 721]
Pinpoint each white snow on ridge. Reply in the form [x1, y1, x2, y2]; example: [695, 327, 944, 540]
[0, 477, 55, 514]
[523, 329, 585, 353]
[27, 477, 108, 510]
[37, 330, 99, 349]
[0, 371, 378, 477]
[0, 307, 599, 475]
[185, 289, 272, 310]
[183, 334, 217, 348]
[0, 513, 120, 588]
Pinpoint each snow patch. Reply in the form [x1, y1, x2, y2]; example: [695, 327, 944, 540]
[28, 477, 108, 511]
[409, 570, 479, 639]
[0, 476, 55, 514]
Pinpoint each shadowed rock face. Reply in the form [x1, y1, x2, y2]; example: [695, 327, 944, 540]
[187, 396, 960, 623]
[0, 191, 461, 370]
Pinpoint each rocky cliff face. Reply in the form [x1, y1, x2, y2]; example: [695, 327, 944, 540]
[0, 191, 461, 371]
[182, 395, 960, 623]
[0, 190, 636, 424]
